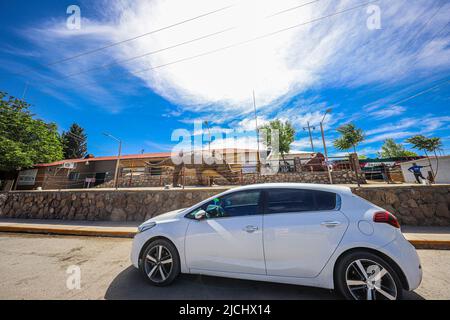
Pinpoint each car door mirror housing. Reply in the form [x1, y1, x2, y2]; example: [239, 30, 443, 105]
[194, 210, 207, 221]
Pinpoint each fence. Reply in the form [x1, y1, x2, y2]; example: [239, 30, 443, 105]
[101, 154, 362, 188]
[12, 154, 364, 191]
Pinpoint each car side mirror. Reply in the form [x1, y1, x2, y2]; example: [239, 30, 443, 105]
[194, 210, 207, 221]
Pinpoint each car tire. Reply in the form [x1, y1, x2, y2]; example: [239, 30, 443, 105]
[335, 250, 404, 300]
[139, 239, 180, 287]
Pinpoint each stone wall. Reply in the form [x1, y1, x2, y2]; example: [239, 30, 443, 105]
[240, 171, 359, 185]
[352, 186, 450, 226]
[0, 185, 448, 226]
[98, 170, 359, 188]
[0, 189, 228, 222]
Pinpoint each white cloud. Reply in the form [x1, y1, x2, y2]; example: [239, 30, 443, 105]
[19, 0, 450, 114]
[369, 106, 406, 119]
[365, 131, 414, 144]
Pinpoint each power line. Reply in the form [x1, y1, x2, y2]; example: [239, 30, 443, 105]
[4, 4, 236, 78]
[59, 0, 323, 80]
[266, 0, 322, 18]
[39, 0, 379, 89]
[387, 78, 450, 109]
[59, 27, 237, 80]
[403, 1, 447, 49]
[424, 20, 450, 46]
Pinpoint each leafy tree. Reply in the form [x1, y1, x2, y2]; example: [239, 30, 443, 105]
[0, 92, 63, 171]
[333, 123, 365, 154]
[379, 139, 418, 158]
[260, 120, 296, 161]
[62, 123, 88, 159]
[406, 135, 442, 180]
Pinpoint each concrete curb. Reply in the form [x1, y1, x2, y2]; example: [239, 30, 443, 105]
[0, 225, 136, 239]
[1, 224, 450, 250]
[407, 240, 450, 250]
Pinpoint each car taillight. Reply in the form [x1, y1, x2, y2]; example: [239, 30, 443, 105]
[373, 211, 400, 228]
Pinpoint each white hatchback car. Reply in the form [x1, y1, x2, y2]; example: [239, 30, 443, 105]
[131, 183, 422, 300]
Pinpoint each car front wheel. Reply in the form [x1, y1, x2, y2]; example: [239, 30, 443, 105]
[139, 239, 180, 286]
[335, 251, 403, 300]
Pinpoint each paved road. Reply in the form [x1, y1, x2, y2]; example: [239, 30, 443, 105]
[0, 233, 449, 300]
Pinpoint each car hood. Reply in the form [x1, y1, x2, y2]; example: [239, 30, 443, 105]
[147, 208, 187, 223]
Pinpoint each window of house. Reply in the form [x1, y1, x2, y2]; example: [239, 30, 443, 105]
[149, 167, 162, 176]
[68, 172, 80, 181]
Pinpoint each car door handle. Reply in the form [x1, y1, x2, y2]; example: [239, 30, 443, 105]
[243, 225, 259, 233]
[321, 221, 341, 228]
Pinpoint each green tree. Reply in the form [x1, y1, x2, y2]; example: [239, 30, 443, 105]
[260, 120, 296, 161]
[62, 123, 88, 159]
[0, 92, 63, 171]
[333, 123, 365, 154]
[406, 135, 443, 180]
[379, 139, 418, 158]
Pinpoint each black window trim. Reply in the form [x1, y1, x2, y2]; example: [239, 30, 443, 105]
[262, 188, 341, 215]
[184, 189, 264, 220]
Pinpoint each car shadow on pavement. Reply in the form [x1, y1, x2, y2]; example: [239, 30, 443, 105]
[105, 266, 340, 300]
[105, 266, 425, 300]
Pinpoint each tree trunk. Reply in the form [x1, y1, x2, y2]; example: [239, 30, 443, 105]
[433, 150, 439, 181]
[424, 151, 434, 182]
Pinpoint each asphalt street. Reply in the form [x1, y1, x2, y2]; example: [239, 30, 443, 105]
[0, 233, 449, 300]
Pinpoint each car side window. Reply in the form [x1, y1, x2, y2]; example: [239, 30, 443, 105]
[315, 190, 338, 210]
[189, 190, 262, 219]
[266, 189, 337, 214]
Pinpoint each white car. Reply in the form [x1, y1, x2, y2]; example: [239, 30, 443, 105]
[131, 183, 422, 300]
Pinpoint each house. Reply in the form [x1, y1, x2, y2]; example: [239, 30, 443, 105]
[15, 152, 172, 190]
[14, 149, 262, 190]
[399, 156, 450, 184]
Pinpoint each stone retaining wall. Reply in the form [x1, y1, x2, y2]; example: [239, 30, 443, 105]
[352, 186, 450, 226]
[0, 185, 449, 226]
[240, 171, 359, 185]
[0, 189, 228, 222]
[99, 170, 359, 188]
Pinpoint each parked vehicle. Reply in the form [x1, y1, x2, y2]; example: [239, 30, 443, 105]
[130, 183, 422, 300]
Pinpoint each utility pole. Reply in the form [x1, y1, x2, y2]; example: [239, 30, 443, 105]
[203, 121, 211, 153]
[303, 122, 316, 152]
[253, 90, 261, 173]
[320, 108, 333, 184]
[103, 133, 122, 190]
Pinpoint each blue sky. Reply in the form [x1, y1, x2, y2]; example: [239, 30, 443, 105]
[0, 0, 449, 158]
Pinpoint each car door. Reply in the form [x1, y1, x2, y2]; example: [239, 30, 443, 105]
[185, 190, 266, 275]
[263, 188, 349, 278]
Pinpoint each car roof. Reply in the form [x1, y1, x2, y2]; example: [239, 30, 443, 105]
[226, 183, 352, 195]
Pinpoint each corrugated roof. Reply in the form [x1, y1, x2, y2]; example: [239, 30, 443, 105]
[33, 148, 259, 168]
[34, 152, 173, 167]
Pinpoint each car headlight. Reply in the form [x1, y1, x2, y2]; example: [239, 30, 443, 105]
[137, 221, 157, 233]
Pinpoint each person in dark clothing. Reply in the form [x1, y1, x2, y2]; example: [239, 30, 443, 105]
[408, 163, 429, 184]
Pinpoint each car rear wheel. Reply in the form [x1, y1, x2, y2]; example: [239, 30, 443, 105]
[139, 239, 180, 286]
[335, 251, 403, 300]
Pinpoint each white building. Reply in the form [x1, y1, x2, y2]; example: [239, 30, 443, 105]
[399, 156, 450, 184]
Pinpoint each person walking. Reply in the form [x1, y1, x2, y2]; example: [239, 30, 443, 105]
[408, 163, 429, 184]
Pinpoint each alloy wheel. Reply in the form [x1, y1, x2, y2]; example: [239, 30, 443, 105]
[345, 259, 398, 300]
[144, 245, 174, 283]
